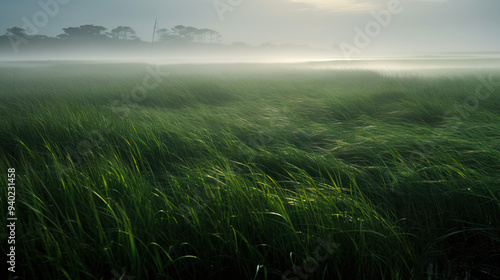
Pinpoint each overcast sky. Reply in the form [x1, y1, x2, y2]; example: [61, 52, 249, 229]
[1, 0, 499, 54]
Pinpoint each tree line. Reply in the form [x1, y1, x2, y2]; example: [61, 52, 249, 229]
[3, 24, 222, 44]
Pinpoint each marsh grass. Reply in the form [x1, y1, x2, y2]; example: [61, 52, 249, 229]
[1, 62, 499, 279]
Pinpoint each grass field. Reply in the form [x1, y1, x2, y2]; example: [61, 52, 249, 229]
[1, 62, 499, 279]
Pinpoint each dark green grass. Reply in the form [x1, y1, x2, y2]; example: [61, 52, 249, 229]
[1, 62, 499, 279]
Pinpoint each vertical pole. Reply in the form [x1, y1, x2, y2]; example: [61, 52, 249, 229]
[150, 18, 157, 57]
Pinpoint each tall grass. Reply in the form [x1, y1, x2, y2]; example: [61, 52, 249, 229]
[1, 62, 499, 279]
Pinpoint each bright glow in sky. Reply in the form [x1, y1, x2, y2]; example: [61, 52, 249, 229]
[0, 0, 498, 54]
[289, 0, 381, 12]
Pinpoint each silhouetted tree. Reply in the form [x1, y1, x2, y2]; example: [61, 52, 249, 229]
[6, 26, 48, 40]
[6, 27, 27, 37]
[110, 26, 137, 40]
[156, 25, 221, 44]
[156, 28, 175, 42]
[58, 25, 108, 39]
[171, 25, 192, 42]
[206, 29, 222, 44]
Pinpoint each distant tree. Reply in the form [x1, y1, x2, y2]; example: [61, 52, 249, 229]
[206, 29, 222, 44]
[185, 26, 197, 41]
[194, 28, 208, 43]
[110, 26, 137, 40]
[58, 25, 107, 39]
[157, 25, 221, 44]
[170, 25, 191, 42]
[78, 24, 107, 37]
[5, 26, 48, 40]
[156, 26, 188, 43]
[4, 27, 29, 52]
[156, 28, 176, 42]
[6, 27, 27, 37]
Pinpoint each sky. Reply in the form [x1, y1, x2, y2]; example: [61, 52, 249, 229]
[1, 0, 499, 55]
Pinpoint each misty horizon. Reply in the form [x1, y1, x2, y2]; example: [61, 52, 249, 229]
[1, 0, 499, 60]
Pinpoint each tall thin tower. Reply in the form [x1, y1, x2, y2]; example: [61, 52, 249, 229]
[150, 18, 157, 57]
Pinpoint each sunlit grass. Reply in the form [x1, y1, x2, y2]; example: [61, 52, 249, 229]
[1, 62, 499, 279]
